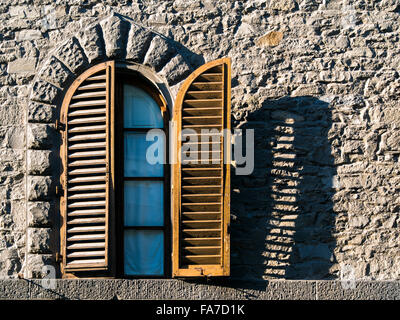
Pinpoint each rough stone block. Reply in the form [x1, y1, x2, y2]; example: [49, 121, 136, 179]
[0, 248, 21, 278]
[291, 84, 323, 97]
[7, 58, 36, 74]
[76, 23, 105, 63]
[30, 80, 60, 104]
[348, 215, 369, 228]
[27, 123, 55, 149]
[0, 280, 30, 299]
[28, 102, 56, 123]
[0, 126, 25, 149]
[25, 254, 54, 278]
[0, 149, 24, 168]
[28, 176, 53, 201]
[126, 23, 153, 63]
[100, 15, 130, 59]
[55, 37, 88, 73]
[0, 99, 24, 125]
[27, 201, 52, 227]
[143, 35, 176, 71]
[256, 31, 284, 47]
[173, 0, 202, 10]
[316, 281, 400, 300]
[268, 0, 296, 11]
[27, 228, 51, 254]
[28, 279, 79, 299]
[38, 56, 73, 88]
[15, 29, 43, 41]
[158, 54, 192, 86]
[27, 150, 52, 175]
[236, 22, 254, 37]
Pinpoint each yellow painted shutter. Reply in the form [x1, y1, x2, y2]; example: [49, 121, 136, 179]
[172, 58, 231, 277]
[60, 61, 115, 273]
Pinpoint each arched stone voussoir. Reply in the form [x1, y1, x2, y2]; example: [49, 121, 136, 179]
[158, 53, 193, 86]
[54, 37, 89, 74]
[126, 22, 154, 63]
[30, 13, 198, 109]
[30, 79, 60, 105]
[37, 56, 74, 89]
[76, 23, 105, 64]
[100, 14, 130, 60]
[143, 35, 177, 72]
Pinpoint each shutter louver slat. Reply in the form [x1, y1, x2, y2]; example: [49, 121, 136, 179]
[71, 91, 107, 100]
[67, 251, 106, 258]
[68, 116, 106, 125]
[60, 62, 115, 274]
[68, 108, 106, 117]
[68, 133, 106, 142]
[69, 100, 107, 108]
[173, 58, 231, 277]
[68, 184, 106, 191]
[77, 83, 106, 91]
[68, 151, 106, 158]
[69, 193, 106, 200]
[67, 200, 106, 208]
[68, 218, 106, 225]
[67, 226, 106, 233]
[67, 242, 105, 250]
[68, 125, 107, 133]
[69, 142, 106, 150]
[67, 234, 105, 241]
[68, 210, 105, 217]
[69, 160, 106, 167]
[86, 74, 106, 81]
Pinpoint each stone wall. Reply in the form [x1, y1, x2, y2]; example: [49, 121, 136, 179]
[2, 279, 400, 300]
[0, 0, 399, 283]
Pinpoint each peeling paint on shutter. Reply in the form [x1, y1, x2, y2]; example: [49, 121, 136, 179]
[60, 61, 115, 273]
[172, 58, 231, 277]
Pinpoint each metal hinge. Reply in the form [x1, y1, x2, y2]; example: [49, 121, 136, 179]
[55, 253, 62, 263]
[55, 186, 64, 197]
[194, 267, 204, 276]
[55, 120, 65, 131]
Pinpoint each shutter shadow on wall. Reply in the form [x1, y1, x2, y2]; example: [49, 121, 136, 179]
[60, 61, 115, 273]
[172, 58, 231, 277]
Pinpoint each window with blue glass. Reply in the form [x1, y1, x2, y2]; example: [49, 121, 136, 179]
[116, 77, 169, 277]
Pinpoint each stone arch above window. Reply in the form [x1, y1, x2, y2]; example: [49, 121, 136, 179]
[28, 13, 194, 112]
[25, 13, 197, 278]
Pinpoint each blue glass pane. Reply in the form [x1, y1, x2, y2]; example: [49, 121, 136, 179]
[124, 181, 164, 226]
[124, 132, 164, 177]
[124, 230, 164, 276]
[124, 84, 163, 128]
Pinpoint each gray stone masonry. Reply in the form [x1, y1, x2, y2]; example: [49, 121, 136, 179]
[0, 279, 399, 300]
[0, 0, 399, 293]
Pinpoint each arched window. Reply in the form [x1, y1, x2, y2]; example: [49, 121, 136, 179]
[60, 59, 231, 278]
[115, 73, 169, 277]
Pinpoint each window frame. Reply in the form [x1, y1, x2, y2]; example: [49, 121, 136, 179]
[59, 58, 230, 279]
[114, 70, 171, 279]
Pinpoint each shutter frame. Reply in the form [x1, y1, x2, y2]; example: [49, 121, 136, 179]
[172, 58, 231, 277]
[60, 61, 115, 275]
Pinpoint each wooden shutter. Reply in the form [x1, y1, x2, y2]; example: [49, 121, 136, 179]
[172, 58, 231, 277]
[60, 61, 115, 274]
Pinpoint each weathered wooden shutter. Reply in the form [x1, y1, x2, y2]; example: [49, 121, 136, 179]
[172, 58, 231, 277]
[60, 61, 115, 273]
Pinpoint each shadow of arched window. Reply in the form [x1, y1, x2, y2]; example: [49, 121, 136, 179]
[231, 96, 337, 280]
